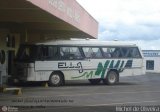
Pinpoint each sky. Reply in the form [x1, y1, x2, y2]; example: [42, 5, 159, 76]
[76, 0, 160, 50]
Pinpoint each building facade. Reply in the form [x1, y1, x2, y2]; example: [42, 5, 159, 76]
[0, 0, 98, 85]
[143, 50, 160, 73]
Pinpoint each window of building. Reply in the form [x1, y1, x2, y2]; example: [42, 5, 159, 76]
[146, 60, 154, 70]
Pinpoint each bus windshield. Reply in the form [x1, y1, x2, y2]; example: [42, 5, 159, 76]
[16, 45, 39, 62]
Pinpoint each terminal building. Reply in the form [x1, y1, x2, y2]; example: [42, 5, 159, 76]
[143, 50, 160, 73]
[0, 0, 98, 85]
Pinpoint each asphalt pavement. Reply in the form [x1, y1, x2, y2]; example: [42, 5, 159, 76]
[0, 73, 160, 112]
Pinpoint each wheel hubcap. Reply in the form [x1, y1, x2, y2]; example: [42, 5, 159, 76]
[51, 74, 60, 84]
[109, 73, 116, 83]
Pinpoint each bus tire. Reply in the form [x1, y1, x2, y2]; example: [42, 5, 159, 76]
[103, 70, 118, 85]
[49, 72, 64, 87]
[89, 79, 101, 85]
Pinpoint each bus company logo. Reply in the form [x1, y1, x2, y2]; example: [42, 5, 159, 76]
[71, 60, 133, 79]
[58, 62, 83, 73]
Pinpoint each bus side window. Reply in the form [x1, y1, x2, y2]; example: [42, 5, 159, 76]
[102, 48, 111, 58]
[60, 47, 82, 60]
[42, 46, 48, 59]
[60, 49, 64, 57]
[60, 47, 67, 59]
[92, 48, 103, 58]
[120, 47, 141, 58]
[121, 48, 131, 58]
[112, 48, 121, 58]
[41, 46, 58, 60]
[49, 46, 58, 60]
[130, 48, 141, 58]
[82, 47, 103, 59]
[37, 46, 43, 60]
[82, 47, 92, 58]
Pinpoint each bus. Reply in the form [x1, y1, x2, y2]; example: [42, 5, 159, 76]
[14, 40, 144, 86]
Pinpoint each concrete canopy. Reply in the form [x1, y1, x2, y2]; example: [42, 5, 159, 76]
[0, 0, 98, 42]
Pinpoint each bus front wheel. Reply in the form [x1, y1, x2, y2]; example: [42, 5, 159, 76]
[103, 71, 118, 85]
[49, 72, 64, 86]
[89, 79, 101, 85]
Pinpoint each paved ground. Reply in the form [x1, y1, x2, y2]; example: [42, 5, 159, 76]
[0, 73, 160, 112]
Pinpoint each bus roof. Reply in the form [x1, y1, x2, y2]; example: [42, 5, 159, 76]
[35, 40, 137, 47]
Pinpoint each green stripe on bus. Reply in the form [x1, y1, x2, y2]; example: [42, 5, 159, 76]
[101, 60, 110, 78]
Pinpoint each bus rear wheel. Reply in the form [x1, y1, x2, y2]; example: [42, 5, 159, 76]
[89, 79, 101, 85]
[103, 71, 118, 85]
[49, 72, 64, 86]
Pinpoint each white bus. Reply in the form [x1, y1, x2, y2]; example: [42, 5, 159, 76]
[14, 40, 144, 86]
